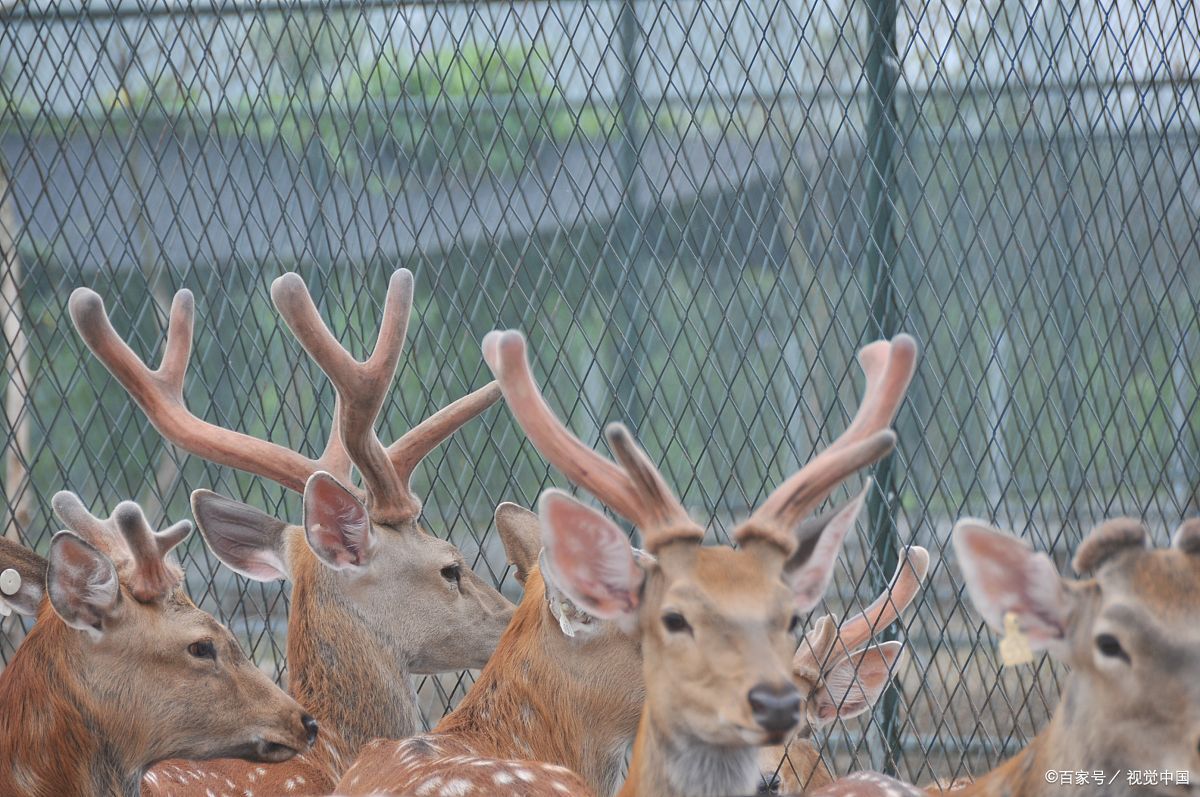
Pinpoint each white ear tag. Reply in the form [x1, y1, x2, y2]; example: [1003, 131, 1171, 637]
[999, 611, 1033, 667]
[540, 551, 593, 638]
[0, 568, 20, 596]
[549, 594, 579, 638]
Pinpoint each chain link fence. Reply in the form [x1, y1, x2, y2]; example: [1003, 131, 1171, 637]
[2, 0, 1199, 788]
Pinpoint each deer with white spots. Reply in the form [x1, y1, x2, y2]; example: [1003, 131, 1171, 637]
[70, 270, 516, 796]
[335, 330, 918, 797]
[757, 545, 929, 794]
[0, 494, 317, 797]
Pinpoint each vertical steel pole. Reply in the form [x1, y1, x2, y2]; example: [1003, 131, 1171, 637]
[613, 0, 644, 430]
[863, 0, 903, 775]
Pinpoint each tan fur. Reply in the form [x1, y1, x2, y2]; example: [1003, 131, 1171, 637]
[954, 537, 1200, 797]
[0, 590, 311, 797]
[615, 545, 800, 797]
[335, 565, 643, 796]
[145, 521, 514, 796]
[73, 274, 514, 796]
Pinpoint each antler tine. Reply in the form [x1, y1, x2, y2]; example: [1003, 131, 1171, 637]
[386, 381, 503, 486]
[484, 329, 694, 540]
[112, 501, 192, 602]
[735, 335, 917, 550]
[605, 423, 699, 549]
[272, 271, 415, 523]
[795, 546, 929, 676]
[52, 490, 111, 546]
[52, 491, 192, 603]
[69, 287, 348, 493]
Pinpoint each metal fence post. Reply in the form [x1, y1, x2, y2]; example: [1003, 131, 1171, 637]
[863, 0, 903, 775]
[613, 0, 645, 432]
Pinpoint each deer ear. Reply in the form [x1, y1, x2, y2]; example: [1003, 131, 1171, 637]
[811, 641, 902, 727]
[303, 472, 375, 571]
[785, 488, 868, 612]
[0, 536, 47, 616]
[538, 489, 643, 619]
[953, 520, 1072, 652]
[495, 502, 541, 585]
[47, 532, 121, 637]
[192, 490, 290, 581]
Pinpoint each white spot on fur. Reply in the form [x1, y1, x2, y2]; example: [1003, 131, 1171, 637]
[416, 777, 443, 796]
[493, 772, 514, 785]
[514, 769, 536, 782]
[439, 780, 473, 796]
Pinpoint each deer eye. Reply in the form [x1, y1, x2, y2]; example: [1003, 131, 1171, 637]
[440, 564, 462, 586]
[662, 611, 691, 634]
[1095, 633, 1129, 662]
[788, 614, 801, 633]
[188, 639, 217, 661]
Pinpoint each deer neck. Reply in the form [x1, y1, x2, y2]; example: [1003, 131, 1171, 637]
[0, 611, 143, 797]
[618, 708, 759, 797]
[431, 574, 639, 797]
[285, 542, 420, 771]
[960, 676, 1146, 797]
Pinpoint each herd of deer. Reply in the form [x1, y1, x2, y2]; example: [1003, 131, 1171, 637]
[0, 269, 1195, 797]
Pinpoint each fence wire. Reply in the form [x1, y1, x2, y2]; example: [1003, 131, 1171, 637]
[2, 0, 1199, 788]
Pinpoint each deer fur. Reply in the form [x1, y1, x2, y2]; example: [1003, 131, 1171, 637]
[0, 501, 314, 797]
[69, 272, 514, 796]
[940, 518, 1200, 797]
[336, 513, 644, 796]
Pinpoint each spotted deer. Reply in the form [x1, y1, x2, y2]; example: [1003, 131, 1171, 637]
[334, 329, 918, 797]
[758, 545, 930, 794]
[0, 493, 317, 797]
[69, 270, 516, 796]
[930, 517, 1200, 797]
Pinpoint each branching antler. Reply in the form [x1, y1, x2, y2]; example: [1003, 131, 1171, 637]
[52, 491, 191, 603]
[733, 335, 918, 555]
[69, 287, 351, 493]
[483, 330, 700, 552]
[794, 545, 929, 688]
[271, 271, 414, 522]
[72, 271, 501, 525]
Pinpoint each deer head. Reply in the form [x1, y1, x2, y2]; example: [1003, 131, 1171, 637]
[482, 329, 917, 797]
[69, 272, 514, 685]
[757, 546, 930, 794]
[954, 517, 1200, 791]
[0, 496, 315, 796]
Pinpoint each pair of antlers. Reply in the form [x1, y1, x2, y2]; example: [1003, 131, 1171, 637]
[482, 329, 917, 557]
[70, 270, 500, 525]
[52, 491, 190, 602]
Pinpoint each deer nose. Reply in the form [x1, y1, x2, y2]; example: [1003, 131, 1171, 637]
[301, 713, 319, 746]
[748, 682, 801, 735]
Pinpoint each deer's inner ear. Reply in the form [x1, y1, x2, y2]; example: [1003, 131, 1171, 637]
[538, 489, 643, 620]
[303, 472, 375, 571]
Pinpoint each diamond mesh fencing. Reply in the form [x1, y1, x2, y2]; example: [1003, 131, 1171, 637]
[2, 0, 1199, 789]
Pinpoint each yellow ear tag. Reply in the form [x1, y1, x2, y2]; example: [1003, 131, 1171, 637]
[999, 611, 1033, 667]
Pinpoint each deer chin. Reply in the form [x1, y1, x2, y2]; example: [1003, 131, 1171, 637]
[224, 736, 305, 764]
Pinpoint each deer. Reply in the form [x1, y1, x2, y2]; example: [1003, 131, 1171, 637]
[69, 269, 518, 796]
[0, 492, 317, 797]
[757, 545, 930, 794]
[921, 516, 1200, 797]
[333, 328, 919, 797]
[329, 505, 927, 797]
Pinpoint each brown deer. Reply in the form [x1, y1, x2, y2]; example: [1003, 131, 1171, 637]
[758, 546, 930, 794]
[334, 329, 918, 797]
[0, 493, 316, 797]
[69, 270, 516, 796]
[929, 517, 1200, 797]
